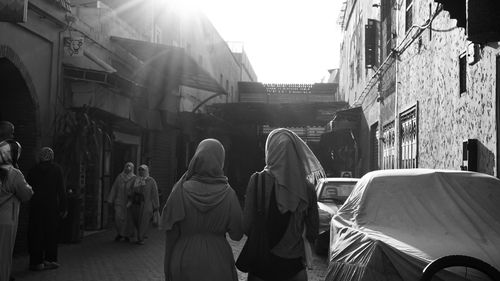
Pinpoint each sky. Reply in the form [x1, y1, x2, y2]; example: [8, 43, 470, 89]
[197, 0, 344, 84]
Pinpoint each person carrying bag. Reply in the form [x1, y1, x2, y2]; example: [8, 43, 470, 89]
[237, 128, 321, 281]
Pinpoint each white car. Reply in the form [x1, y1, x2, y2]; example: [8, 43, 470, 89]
[314, 177, 359, 255]
[327, 169, 500, 281]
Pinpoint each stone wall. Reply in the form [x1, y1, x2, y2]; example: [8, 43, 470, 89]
[396, 0, 499, 175]
[340, 0, 500, 176]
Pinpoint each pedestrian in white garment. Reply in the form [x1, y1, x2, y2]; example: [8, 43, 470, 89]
[107, 162, 136, 242]
[0, 140, 33, 281]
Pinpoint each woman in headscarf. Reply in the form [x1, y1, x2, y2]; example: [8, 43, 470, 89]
[129, 164, 159, 244]
[107, 162, 135, 242]
[0, 140, 33, 280]
[27, 147, 67, 271]
[240, 128, 322, 281]
[160, 138, 243, 281]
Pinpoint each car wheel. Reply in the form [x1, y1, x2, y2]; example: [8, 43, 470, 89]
[420, 255, 500, 281]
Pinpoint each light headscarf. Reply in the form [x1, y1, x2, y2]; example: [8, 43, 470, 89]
[264, 128, 325, 213]
[121, 162, 135, 182]
[160, 138, 229, 230]
[134, 164, 150, 187]
[0, 140, 21, 168]
[39, 147, 54, 162]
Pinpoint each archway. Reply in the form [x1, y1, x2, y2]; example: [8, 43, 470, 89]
[0, 57, 39, 253]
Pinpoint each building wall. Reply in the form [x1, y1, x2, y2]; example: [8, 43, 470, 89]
[340, 0, 500, 176]
[0, 5, 59, 146]
[0, 0, 66, 253]
[396, 1, 499, 175]
[338, 0, 379, 105]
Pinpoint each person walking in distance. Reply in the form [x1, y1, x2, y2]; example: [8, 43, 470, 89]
[160, 139, 243, 281]
[107, 162, 135, 242]
[0, 140, 33, 281]
[27, 147, 67, 271]
[239, 128, 321, 281]
[129, 165, 159, 245]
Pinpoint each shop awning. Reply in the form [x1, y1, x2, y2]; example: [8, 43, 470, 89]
[63, 50, 117, 73]
[326, 106, 361, 132]
[110, 36, 227, 94]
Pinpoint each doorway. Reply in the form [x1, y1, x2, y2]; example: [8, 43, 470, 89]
[0, 57, 38, 253]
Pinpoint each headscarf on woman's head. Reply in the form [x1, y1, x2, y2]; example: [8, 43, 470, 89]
[134, 164, 150, 187]
[160, 138, 230, 231]
[185, 138, 228, 184]
[0, 140, 21, 168]
[121, 162, 135, 182]
[39, 147, 54, 162]
[264, 128, 325, 213]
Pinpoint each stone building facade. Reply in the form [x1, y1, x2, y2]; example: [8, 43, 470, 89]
[1, 0, 257, 252]
[338, 0, 500, 176]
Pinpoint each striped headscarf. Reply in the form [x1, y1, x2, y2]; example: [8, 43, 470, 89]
[0, 140, 21, 168]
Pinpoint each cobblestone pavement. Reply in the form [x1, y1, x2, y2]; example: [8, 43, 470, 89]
[12, 229, 328, 281]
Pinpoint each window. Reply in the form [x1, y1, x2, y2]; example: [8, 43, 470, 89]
[365, 19, 379, 68]
[382, 121, 395, 169]
[459, 53, 467, 95]
[405, 0, 413, 32]
[370, 122, 379, 170]
[399, 106, 418, 168]
[381, 0, 393, 60]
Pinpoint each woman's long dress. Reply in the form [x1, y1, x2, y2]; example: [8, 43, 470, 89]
[168, 180, 243, 281]
[129, 178, 159, 240]
[0, 167, 33, 281]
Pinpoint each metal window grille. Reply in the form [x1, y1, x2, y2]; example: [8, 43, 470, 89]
[382, 121, 395, 169]
[399, 108, 418, 168]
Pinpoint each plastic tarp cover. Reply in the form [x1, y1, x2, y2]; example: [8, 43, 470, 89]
[326, 169, 500, 281]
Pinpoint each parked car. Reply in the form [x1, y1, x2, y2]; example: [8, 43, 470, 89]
[314, 177, 359, 255]
[326, 169, 500, 281]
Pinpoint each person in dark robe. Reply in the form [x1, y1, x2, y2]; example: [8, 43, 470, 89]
[27, 147, 67, 271]
[241, 128, 321, 281]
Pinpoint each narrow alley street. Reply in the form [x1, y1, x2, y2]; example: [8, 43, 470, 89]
[11, 228, 328, 281]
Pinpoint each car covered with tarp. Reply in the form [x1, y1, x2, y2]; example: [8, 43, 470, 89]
[326, 169, 500, 281]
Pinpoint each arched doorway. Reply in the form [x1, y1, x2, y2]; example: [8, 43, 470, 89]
[0, 57, 39, 253]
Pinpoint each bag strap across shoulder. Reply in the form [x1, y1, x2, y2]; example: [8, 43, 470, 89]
[254, 172, 267, 216]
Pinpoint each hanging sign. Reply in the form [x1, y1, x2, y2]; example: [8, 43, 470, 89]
[64, 37, 85, 57]
[0, 0, 28, 23]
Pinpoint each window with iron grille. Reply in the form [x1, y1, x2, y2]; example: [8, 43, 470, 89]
[382, 121, 395, 169]
[370, 122, 379, 170]
[405, 0, 413, 33]
[399, 106, 418, 168]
